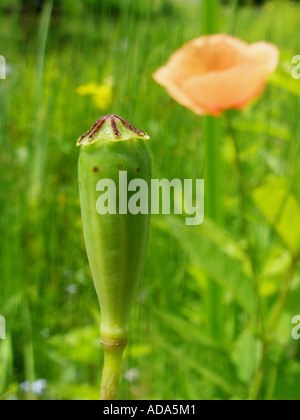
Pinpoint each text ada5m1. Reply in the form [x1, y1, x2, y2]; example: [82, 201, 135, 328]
[146, 405, 196, 415]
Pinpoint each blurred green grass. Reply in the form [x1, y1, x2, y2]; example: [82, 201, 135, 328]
[0, 0, 300, 400]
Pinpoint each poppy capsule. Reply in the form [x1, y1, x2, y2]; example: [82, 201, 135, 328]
[77, 115, 151, 399]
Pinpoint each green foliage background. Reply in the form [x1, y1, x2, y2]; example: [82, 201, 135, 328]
[0, 0, 300, 400]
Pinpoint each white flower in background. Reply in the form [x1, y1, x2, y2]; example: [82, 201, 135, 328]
[124, 368, 140, 383]
[66, 284, 77, 295]
[19, 379, 47, 396]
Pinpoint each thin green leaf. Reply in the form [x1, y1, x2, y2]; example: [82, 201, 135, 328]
[155, 217, 257, 319]
[159, 339, 244, 397]
[252, 177, 300, 256]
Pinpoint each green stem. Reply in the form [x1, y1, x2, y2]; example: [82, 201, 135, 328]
[225, 111, 248, 341]
[203, 0, 220, 34]
[202, 0, 222, 338]
[225, 112, 259, 280]
[100, 340, 127, 401]
[204, 116, 223, 224]
[264, 355, 280, 401]
[228, 0, 240, 34]
[248, 339, 269, 401]
[202, 1, 223, 340]
[225, 111, 257, 257]
[204, 116, 223, 340]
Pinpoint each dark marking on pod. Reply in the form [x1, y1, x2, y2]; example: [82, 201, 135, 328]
[111, 117, 121, 138]
[77, 115, 149, 146]
[92, 166, 100, 173]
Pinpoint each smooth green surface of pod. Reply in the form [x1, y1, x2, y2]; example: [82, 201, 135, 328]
[78, 115, 151, 344]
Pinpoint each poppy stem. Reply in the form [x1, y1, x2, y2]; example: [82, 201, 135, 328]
[204, 116, 223, 224]
[202, 0, 220, 34]
[228, 0, 240, 34]
[225, 111, 262, 317]
[225, 111, 251, 243]
[100, 340, 127, 400]
[203, 115, 223, 340]
[202, 2, 223, 340]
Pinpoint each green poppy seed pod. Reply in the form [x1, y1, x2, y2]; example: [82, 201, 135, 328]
[77, 115, 151, 399]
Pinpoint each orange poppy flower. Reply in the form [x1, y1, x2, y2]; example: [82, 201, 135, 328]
[153, 34, 279, 117]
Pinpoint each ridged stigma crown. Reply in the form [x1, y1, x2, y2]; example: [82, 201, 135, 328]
[77, 115, 150, 146]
